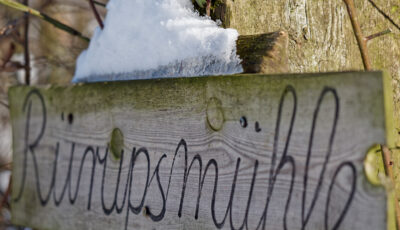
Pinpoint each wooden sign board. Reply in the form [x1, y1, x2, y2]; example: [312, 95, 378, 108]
[9, 72, 393, 230]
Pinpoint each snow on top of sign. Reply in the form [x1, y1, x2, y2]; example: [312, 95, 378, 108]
[72, 0, 243, 82]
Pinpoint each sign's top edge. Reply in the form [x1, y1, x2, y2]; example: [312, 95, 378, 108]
[10, 71, 383, 90]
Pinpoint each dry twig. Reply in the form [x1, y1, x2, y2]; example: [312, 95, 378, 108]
[23, 0, 30, 85]
[343, 0, 371, 71]
[366, 28, 392, 42]
[0, 101, 9, 109]
[0, 43, 15, 68]
[381, 145, 400, 229]
[206, 0, 211, 16]
[89, 0, 104, 29]
[0, 43, 24, 72]
[0, 42, 24, 73]
[87, 0, 106, 7]
[367, 0, 400, 32]
[0, 0, 90, 42]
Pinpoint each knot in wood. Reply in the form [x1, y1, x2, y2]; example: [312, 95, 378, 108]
[110, 127, 124, 160]
[206, 97, 224, 131]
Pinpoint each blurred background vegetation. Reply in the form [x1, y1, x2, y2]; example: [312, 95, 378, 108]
[0, 1, 106, 228]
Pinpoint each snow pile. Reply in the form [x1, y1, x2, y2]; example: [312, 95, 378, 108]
[72, 0, 243, 82]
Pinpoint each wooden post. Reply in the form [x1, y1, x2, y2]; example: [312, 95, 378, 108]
[236, 31, 288, 74]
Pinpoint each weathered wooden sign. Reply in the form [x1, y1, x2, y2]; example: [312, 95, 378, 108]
[9, 72, 393, 229]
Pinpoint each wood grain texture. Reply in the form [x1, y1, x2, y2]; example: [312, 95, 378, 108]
[236, 31, 289, 74]
[9, 72, 389, 230]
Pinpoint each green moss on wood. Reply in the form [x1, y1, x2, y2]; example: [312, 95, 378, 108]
[110, 128, 124, 160]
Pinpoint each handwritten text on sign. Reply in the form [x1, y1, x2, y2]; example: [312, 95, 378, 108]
[10, 73, 387, 230]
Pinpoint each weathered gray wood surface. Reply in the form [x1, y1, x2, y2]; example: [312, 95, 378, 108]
[9, 72, 389, 229]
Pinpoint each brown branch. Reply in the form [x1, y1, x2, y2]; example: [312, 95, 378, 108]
[381, 145, 400, 230]
[206, 0, 211, 16]
[1, 43, 15, 68]
[343, 0, 372, 71]
[366, 28, 392, 42]
[89, 0, 104, 29]
[367, 0, 400, 32]
[23, 0, 30, 85]
[0, 61, 24, 72]
[88, 0, 106, 8]
[0, 42, 24, 73]
[0, 101, 9, 109]
[94, 0, 106, 7]
[0, 0, 90, 42]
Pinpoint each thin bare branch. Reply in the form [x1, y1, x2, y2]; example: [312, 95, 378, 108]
[0, 101, 9, 109]
[0, 42, 23, 72]
[206, 0, 211, 16]
[0, 0, 90, 42]
[0, 61, 24, 72]
[366, 28, 392, 42]
[89, 0, 104, 29]
[343, 0, 372, 71]
[91, 0, 106, 7]
[0, 43, 15, 68]
[381, 145, 400, 229]
[23, 0, 30, 85]
[367, 0, 400, 32]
